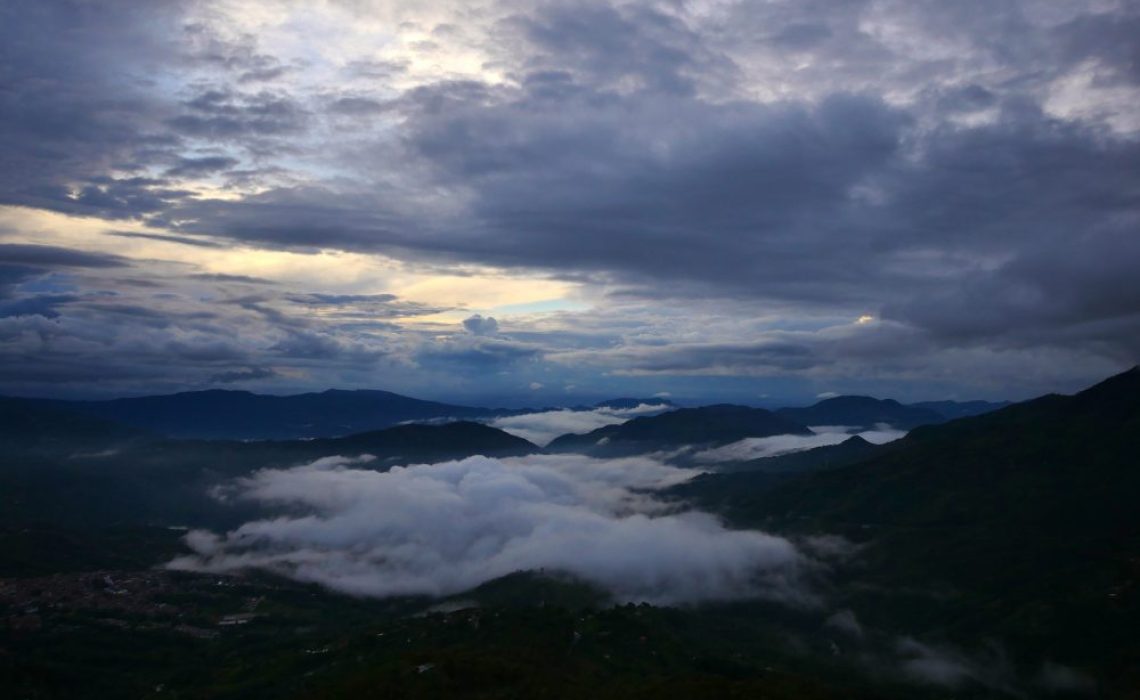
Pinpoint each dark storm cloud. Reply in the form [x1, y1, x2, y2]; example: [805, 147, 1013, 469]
[502, 2, 731, 96]
[108, 231, 226, 249]
[0, 294, 79, 319]
[0, 1, 191, 217]
[167, 88, 307, 140]
[182, 21, 293, 83]
[165, 155, 240, 177]
[0, 266, 40, 297]
[328, 96, 389, 116]
[1051, 11, 1140, 85]
[875, 110, 1140, 356]
[612, 340, 823, 375]
[462, 314, 500, 336]
[269, 328, 388, 363]
[209, 366, 278, 384]
[1, 0, 1138, 398]
[400, 88, 906, 288]
[284, 293, 448, 319]
[0, 244, 128, 321]
[0, 274, 399, 398]
[189, 273, 276, 285]
[0, 1, 307, 222]
[416, 332, 543, 372]
[166, 88, 908, 297]
[0, 244, 130, 269]
[286, 293, 399, 305]
[156, 186, 414, 251]
[35, 178, 196, 219]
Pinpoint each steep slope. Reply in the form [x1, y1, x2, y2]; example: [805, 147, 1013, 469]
[909, 399, 1010, 420]
[740, 434, 886, 474]
[547, 405, 812, 457]
[688, 367, 1140, 692]
[757, 367, 1139, 528]
[668, 436, 889, 513]
[776, 396, 944, 430]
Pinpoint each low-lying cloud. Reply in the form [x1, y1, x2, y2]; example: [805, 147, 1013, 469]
[692, 425, 906, 464]
[894, 637, 1020, 693]
[169, 453, 810, 605]
[487, 403, 669, 446]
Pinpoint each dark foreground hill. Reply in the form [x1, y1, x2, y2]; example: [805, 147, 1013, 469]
[546, 404, 812, 457]
[682, 366, 1140, 694]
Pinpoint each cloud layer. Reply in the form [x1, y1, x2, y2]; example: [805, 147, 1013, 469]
[487, 403, 668, 446]
[169, 453, 809, 604]
[1, 0, 1137, 402]
[693, 425, 907, 463]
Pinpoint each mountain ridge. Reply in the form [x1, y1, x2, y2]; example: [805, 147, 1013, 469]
[547, 404, 813, 457]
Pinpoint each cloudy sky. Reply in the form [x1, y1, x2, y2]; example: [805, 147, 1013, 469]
[1, 0, 1137, 404]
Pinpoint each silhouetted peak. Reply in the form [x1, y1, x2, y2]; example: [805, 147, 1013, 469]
[1071, 365, 1140, 408]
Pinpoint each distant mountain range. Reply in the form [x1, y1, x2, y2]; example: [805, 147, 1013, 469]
[10, 391, 677, 441]
[542, 397, 1010, 459]
[21, 389, 500, 440]
[770, 397, 1010, 428]
[547, 405, 813, 457]
[0, 396, 152, 454]
[4, 385, 1009, 443]
[776, 396, 943, 430]
[910, 398, 1010, 420]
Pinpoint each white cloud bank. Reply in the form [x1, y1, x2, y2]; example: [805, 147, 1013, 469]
[692, 425, 906, 464]
[487, 403, 668, 446]
[169, 453, 810, 605]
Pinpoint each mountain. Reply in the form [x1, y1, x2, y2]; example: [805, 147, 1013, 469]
[776, 396, 944, 430]
[14, 390, 685, 441]
[754, 367, 1139, 528]
[683, 366, 1140, 692]
[740, 434, 886, 474]
[239, 420, 539, 467]
[0, 397, 150, 455]
[546, 405, 812, 457]
[592, 397, 676, 410]
[668, 436, 888, 511]
[0, 420, 538, 536]
[24, 388, 500, 440]
[910, 398, 1010, 420]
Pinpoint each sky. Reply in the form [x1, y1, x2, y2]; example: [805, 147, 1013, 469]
[1, 0, 1137, 405]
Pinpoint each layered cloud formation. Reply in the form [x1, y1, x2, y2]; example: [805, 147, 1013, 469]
[1, 1, 1137, 402]
[169, 453, 809, 604]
